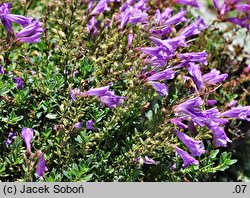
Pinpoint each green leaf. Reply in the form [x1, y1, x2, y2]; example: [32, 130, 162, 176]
[45, 113, 57, 119]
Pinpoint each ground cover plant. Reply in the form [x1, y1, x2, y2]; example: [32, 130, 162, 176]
[0, 0, 249, 182]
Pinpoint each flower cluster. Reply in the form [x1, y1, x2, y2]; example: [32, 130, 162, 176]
[134, 3, 250, 168]
[213, 0, 250, 29]
[85, 85, 125, 110]
[0, 3, 44, 42]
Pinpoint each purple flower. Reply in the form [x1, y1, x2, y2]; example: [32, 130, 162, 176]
[235, 4, 250, 13]
[174, 97, 204, 124]
[171, 117, 188, 129]
[128, 8, 148, 24]
[149, 26, 172, 37]
[154, 8, 173, 25]
[90, 0, 110, 15]
[149, 81, 169, 96]
[227, 100, 237, 108]
[135, 156, 156, 165]
[175, 130, 205, 156]
[206, 100, 218, 106]
[116, 0, 148, 28]
[14, 77, 24, 90]
[5, 14, 33, 27]
[163, 9, 187, 27]
[222, 106, 250, 121]
[147, 68, 175, 81]
[99, 95, 125, 109]
[86, 85, 110, 97]
[180, 16, 207, 38]
[144, 156, 156, 164]
[227, 17, 250, 29]
[211, 126, 232, 147]
[150, 36, 187, 53]
[5, 131, 17, 146]
[70, 88, 82, 102]
[127, 31, 134, 48]
[86, 120, 96, 130]
[202, 69, 228, 86]
[174, 0, 199, 8]
[73, 122, 83, 129]
[87, 17, 100, 36]
[22, 127, 34, 155]
[86, 85, 125, 109]
[187, 63, 204, 91]
[175, 146, 199, 168]
[16, 20, 44, 43]
[0, 3, 13, 34]
[177, 51, 208, 65]
[0, 65, 4, 74]
[36, 153, 48, 178]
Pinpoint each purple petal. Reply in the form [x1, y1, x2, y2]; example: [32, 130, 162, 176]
[86, 120, 96, 130]
[36, 153, 47, 177]
[22, 127, 34, 155]
[150, 81, 169, 96]
[175, 146, 199, 168]
[175, 130, 205, 156]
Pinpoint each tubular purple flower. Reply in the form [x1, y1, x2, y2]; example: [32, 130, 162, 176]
[139, 46, 165, 57]
[86, 120, 96, 130]
[135, 156, 156, 165]
[175, 146, 199, 168]
[144, 156, 156, 164]
[14, 77, 24, 90]
[128, 31, 134, 48]
[0, 3, 13, 33]
[171, 117, 188, 129]
[163, 9, 187, 26]
[147, 68, 175, 81]
[175, 130, 205, 156]
[119, 0, 135, 12]
[235, 4, 250, 13]
[36, 153, 48, 178]
[5, 131, 17, 146]
[73, 122, 83, 129]
[227, 17, 250, 29]
[227, 100, 237, 108]
[87, 17, 100, 36]
[187, 63, 204, 91]
[149, 26, 172, 37]
[175, 0, 199, 8]
[16, 20, 44, 43]
[211, 126, 232, 147]
[222, 106, 250, 121]
[99, 95, 125, 109]
[119, 9, 130, 28]
[86, 85, 110, 97]
[90, 0, 110, 15]
[213, 0, 220, 11]
[202, 69, 228, 85]
[177, 51, 208, 65]
[5, 14, 33, 27]
[174, 97, 204, 121]
[150, 36, 187, 54]
[149, 81, 169, 96]
[179, 16, 207, 38]
[0, 65, 4, 74]
[154, 8, 173, 24]
[128, 8, 148, 24]
[206, 100, 218, 106]
[22, 127, 34, 155]
[70, 88, 82, 102]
